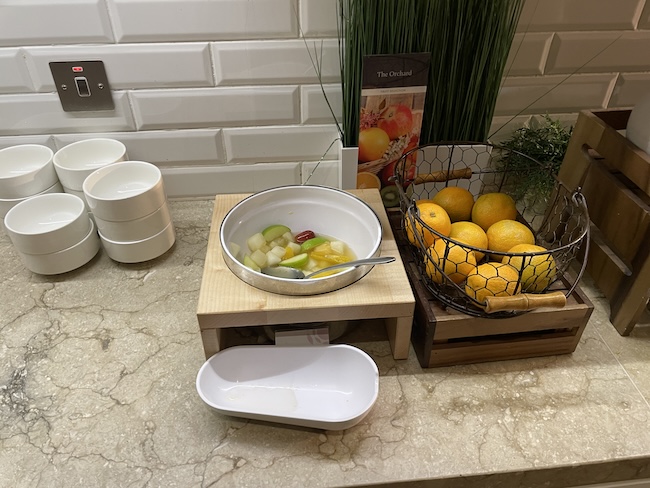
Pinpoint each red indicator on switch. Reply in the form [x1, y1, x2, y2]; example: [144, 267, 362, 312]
[72, 66, 83, 73]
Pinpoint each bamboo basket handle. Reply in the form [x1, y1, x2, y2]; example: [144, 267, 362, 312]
[483, 291, 567, 313]
[414, 167, 473, 184]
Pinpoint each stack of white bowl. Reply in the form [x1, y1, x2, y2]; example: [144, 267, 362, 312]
[0, 145, 63, 223]
[4, 193, 100, 275]
[83, 161, 175, 263]
[53, 138, 127, 210]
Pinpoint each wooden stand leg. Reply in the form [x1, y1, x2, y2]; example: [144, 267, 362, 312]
[201, 329, 226, 358]
[384, 316, 412, 360]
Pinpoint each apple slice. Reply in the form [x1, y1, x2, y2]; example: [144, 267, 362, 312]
[243, 254, 261, 272]
[300, 236, 328, 253]
[279, 252, 309, 269]
[262, 224, 291, 242]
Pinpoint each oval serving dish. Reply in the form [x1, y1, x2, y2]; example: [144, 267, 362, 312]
[196, 344, 379, 430]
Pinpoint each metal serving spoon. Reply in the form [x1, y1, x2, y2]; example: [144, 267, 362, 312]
[261, 256, 396, 280]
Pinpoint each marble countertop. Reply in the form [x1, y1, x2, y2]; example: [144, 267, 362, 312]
[1, 199, 650, 488]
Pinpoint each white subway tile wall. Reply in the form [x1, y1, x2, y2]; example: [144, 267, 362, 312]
[1, 0, 650, 196]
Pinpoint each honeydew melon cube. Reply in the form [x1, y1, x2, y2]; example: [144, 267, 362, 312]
[270, 246, 286, 257]
[287, 242, 301, 254]
[243, 254, 261, 272]
[330, 240, 346, 255]
[247, 232, 266, 252]
[269, 237, 287, 248]
[250, 249, 267, 268]
[266, 251, 282, 267]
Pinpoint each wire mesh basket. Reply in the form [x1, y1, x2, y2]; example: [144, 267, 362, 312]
[394, 142, 590, 318]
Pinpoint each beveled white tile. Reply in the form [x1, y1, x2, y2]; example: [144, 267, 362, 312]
[517, 0, 641, 32]
[639, 1, 650, 29]
[162, 163, 301, 198]
[0, 0, 113, 47]
[0, 135, 56, 151]
[301, 160, 339, 187]
[54, 129, 224, 167]
[223, 124, 340, 163]
[0, 48, 33, 93]
[545, 31, 650, 75]
[299, 0, 338, 37]
[506, 33, 553, 76]
[0, 92, 135, 135]
[487, 115, 532, 143]
[494, 74, 617, 116]
[108, 0, 297, 42]
[212, 39, 340, 86]
[301, 84, 342, 124]
[130, 87, 299, 130]
[610, 73, 650, 107]
[25, 43, 213, 92]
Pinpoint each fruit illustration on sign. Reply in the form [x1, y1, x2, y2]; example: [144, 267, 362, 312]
[358, 127, 390, 162]
[377, 104, 414, 140]
[379, 143, 417, 187]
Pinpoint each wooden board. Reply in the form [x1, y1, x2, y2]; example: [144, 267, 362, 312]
[557, 109, 650, 335]
[196, 189, 415, 360]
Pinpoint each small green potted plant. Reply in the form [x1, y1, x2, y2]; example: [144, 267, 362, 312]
[497, 114, 573, 206]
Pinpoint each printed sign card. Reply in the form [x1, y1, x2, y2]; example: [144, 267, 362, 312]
[356, 53, 430, 207]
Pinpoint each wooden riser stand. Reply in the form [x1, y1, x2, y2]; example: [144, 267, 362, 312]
[196, 189, 415, 361]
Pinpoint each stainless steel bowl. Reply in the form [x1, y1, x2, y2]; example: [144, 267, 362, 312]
[220, 185, 383, 295]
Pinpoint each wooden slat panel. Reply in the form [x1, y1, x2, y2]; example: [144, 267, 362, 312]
[581, 158, 650, 263]
[558, 109, 650, 335]
[428, 334, 581, 368]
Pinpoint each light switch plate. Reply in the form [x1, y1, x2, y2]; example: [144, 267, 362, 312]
[49, 61, 114, 112]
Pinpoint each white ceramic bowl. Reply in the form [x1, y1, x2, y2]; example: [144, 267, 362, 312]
[4, 193, 91, 255]
[53, 138, 127, 191]
[196, 344, 379, 430]
[220, 185, 383, 296]
[94, 201, 172, 242]
[83, 161, 167, 222]
[17, 219, 100, 275]
[0, 144, 57, 199]
[0, 181, 63, 218]
[99, 220, 175, 263]
[62, 186, 90, 211]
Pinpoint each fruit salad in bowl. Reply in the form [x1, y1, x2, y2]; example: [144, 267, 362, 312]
[219, 185, 382, 296]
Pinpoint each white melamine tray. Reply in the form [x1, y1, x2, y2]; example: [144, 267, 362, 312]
[196, 344, 379, 430]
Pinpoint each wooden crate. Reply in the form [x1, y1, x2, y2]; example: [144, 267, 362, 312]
[558, 109, 650, 335]
[196, 189, 415, 361]
[388, 209, 594, 368]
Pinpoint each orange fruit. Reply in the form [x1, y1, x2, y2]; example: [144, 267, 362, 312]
[425, 239, 477, 284]
[502, 244, 557, 292]
[471, 192, 518, 231]
[449, 221, 488, 262]
[431, 187, 475, 222]
[486, 219, 535, 256]
[358, 127, 390, 162]
[404, 201, 452, 248]
[465, 262, 520, 304]
[356, 171, 381, 189]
